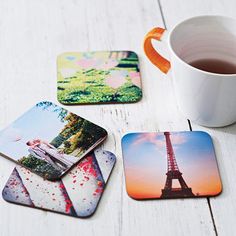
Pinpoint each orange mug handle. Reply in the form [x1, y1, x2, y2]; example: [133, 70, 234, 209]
[143, 27, 171, 74]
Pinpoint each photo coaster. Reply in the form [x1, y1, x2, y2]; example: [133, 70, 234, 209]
[0, 101, 107, 180]
[121, 131, 222, 200]
[57, 51, 142, 105]
[2, 149, 116, 218]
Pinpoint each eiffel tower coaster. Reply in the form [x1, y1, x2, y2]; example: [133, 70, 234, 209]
[121, 131, 222, 200]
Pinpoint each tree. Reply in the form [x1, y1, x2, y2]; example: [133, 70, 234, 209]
[36, 101, 68, 122]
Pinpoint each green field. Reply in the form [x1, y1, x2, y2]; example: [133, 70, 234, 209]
[57, 52, 142, 104]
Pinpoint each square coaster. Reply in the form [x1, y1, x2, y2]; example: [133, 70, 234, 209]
[2, 149, 116, 218]
[57, 51, 142, 104]
[122, 131, 222, 200]
[0, 101, 107, 180]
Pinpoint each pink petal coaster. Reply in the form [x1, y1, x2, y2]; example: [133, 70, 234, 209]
[2, 149, 116, 218]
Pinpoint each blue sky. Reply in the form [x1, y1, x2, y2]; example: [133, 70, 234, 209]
[0, 105, 67, 160]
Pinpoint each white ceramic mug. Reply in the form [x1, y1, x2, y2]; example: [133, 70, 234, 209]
[144, 15, 236, 127]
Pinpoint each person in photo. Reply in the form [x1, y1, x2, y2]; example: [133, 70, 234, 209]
[26, 139, 78, 171]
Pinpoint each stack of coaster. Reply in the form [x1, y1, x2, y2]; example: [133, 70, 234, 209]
[0, 50, 143, 217]
[0, 101, 116, 217]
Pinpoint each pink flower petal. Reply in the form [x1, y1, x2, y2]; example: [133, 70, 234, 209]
[105, 76, 126, 89]
[76, 59, 101, 69]
[131, 77, 141, 88]
[96, 59, 119, 70]
[129, 71, 140, 78]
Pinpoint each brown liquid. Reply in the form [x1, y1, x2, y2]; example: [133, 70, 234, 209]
[189, 59, 236, 74]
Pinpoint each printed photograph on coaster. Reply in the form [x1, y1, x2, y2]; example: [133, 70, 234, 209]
[57, 51, 142, 105]
[2, 149, 116, 218]
[0, 101, 107, 180]
[122, 131, 222, 200]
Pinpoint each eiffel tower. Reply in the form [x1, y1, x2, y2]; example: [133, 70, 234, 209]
[160, 132, 194, 198]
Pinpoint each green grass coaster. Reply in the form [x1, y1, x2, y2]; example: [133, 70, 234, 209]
[57, 51, 142, 105]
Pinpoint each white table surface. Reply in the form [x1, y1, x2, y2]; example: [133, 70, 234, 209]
[0, 0, 236, 235]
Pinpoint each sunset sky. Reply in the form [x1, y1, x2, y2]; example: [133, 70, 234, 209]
[122, 132, 222, 199]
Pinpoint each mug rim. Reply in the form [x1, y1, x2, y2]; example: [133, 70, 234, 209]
[167, 15, 236, 77]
